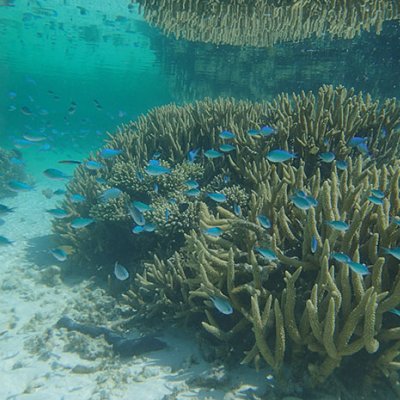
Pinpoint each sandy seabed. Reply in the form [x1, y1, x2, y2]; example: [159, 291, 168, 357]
[0, 181, 270, 400]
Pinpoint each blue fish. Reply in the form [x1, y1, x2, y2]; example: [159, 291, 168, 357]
[85, 160, 104, 170]
[325, 220, 349, 232]
[336, 160, 348, 170]
[165, 208, 170, 222]
[0, 236, 13, 246]
[203, 227, 224, 237]
[188, 148, 200, 163]
[371, 189, 384, 199]
[43, 168, 71, 180]
[132, 201, 152, 213]
[148, 159, 160, 166]
[10, 157, 25, 166]
[368, 196, 383, 206]
[266, 149, 297, 163]
[233, 203, 241, 217]
[70, 217, 94, 229]
[70, 194, 86, 203]
[127, 203, 146, 226]
[210, 296, 233, 315]
[204, 149, 223, 159]
[46, 208, 71, 219]
[143, 223, 157, 232]
[259, 126, 276, 136]
[49, 248, 68, 262]
[247, 129, 260, 136]
[99, 188, 122, 203]
[144, 164, 171, 176]
[184, 180, 199, 189]
[153, 183, 159, 193]
[54, 189, 66, 195]
[184, 188, 201, 197]
[100, 148, 122, 159]
[348, 137, 367, 147]
[114, 262, 129, 280]
[207, 192, 227, 202]
[96, 178, 107, 184]
[254, 247, 278, 262]
[219, 130, 235, 139]
[291, 195, 313, 210]
[257, 215, 271, 229]
[0, 204, 15, 215]
[347, 261, 370, 275]
[331, 252, 351, 263]
[382, 247, 400, 261]
[311, 236, 318, 254]
[389, 308, 400, 317]
[132, 225, 144, 234]
[357, 142, 370, 156]
[219, 144, 236, 153]
[7, 180, 34, 192]
[318, 152, 335, 163]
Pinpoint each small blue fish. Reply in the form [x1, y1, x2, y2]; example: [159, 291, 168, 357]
[259, 126, 276, 136]
[319, 152, 335, 163]
[70, 217, 94, 229]
[96, 178, 107, 184]
[389, 308, 400, 317]
[348, 137, 367, 147]
[188, 148, 200, 163]
[254, 247, 278, 262]
[144, 165, 171, 176]
[266, 149, 297, 163]
[203, 227, 224, 237]
[143, 223, 157, 232]
[43, 168, 71, 180]
[58, 160, 82, 165]
[153, 183, 159, 193]
[54, 189, 66, 195]
[371, 189, 384, 199]
[99, 188, 122, 203]
[132, 201, 152, 213]
[357, 142, 370, 156]
[219, 130, 235, 139]
[184, 180, 199, 189]
[100, 148, 122, 159]
[0, 204, 15, 215]
[311, 236, 318, 254]
[207, 192, 227, 202]
[223, 175, 230, 184]
[85, 160, 104, 170]
[204, 149, 223, 159]
[325, 220, 349, 232]
[382, 247, 400, 260]
[291, 195, 313, 210]
[247, 129, 260, 136]
[219, 144, 236, 153]
[233, 203, 241, 217]
[132, 225, 144, 234]
[184, 188, 201, 197]
[0, 236, 13, 246]
[7, 180, 34, 192]
[336, 160, 348, 170]
[46, 208, 71, 219]
[368, 196, 383, 206]
[70, 194, 86, 203]
[23, 134, 47, 142]
[50, 248, 68, 262]
[210, 296, 233, 315]
[331, 252, 351, 263]
[347, 261, 370, 275]
[114, 262, 129, 280]
[257, 215, 271, 229]
[165, 208, 170, 222]
[10, 157, 24, 166]
[127, 203, 146, 226]
[148, 159, 160, 166]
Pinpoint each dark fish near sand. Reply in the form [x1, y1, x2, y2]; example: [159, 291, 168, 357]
[56, 316, 166, 357]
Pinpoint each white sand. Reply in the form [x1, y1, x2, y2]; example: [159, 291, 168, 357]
[0, 182, 269, 400]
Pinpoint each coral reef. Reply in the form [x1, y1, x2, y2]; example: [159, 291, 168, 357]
[0, 147, 27, 198]
[135, 0, 400, 47]
[53, 85, 400, 393]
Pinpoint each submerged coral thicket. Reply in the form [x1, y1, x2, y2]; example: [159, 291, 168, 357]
[53, 85, 400, 392]
[0, 147, 26, 198]
[135, 0, 400, 47]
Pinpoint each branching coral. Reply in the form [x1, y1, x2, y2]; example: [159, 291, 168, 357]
[0, 147, 27, 198]
[135, 0, 399, 47]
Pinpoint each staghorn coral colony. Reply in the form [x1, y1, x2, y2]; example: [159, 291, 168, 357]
[134, 0, 400, 47]
[53, 85, 400, 395]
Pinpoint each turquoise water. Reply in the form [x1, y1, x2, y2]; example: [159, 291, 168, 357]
[1, 1, 400, 399]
